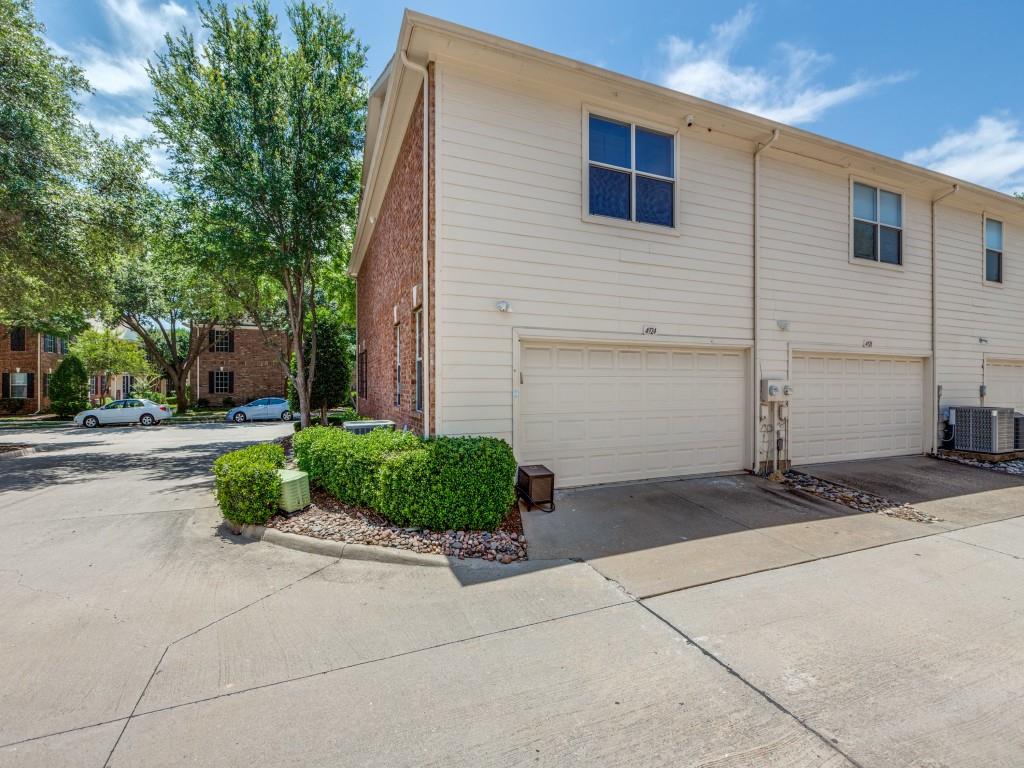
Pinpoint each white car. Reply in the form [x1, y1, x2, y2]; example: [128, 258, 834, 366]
[74, 399, 170, 428]
[226, 397, 292, 423]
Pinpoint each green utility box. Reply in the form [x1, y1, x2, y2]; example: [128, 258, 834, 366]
[277, 469, 311, 512]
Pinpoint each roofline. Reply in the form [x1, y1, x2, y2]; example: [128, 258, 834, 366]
[351, 9, 1023, 275]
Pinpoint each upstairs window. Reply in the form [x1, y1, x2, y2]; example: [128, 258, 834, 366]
[853, 182, 902, 265]
[10, 326, 25, 352]
[212, 329, 233, 353]
[394, 325, 401, 407]
[414, 309, 423, 412]
[985, 217, 1003, 284]
[587, 115, 675, 228]
[357, 350, 367, 399]
[44, 334, 56, 353]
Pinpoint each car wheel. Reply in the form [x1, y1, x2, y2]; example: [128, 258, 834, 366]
[280, 410, 292, 422]
[83, 415, 99, 428]
[140, 413, 155, 426]
[233, 412, 247, 423]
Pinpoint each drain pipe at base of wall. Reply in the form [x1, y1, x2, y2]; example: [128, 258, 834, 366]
[400, 50, 431, 439]
[930, 183, 958, 454]
[752, 128, 780, 472]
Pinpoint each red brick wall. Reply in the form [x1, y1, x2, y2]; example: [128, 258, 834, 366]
[195, 327, 289, 406]
[356, 66, 436, 433]
[0, 326, 67, 413]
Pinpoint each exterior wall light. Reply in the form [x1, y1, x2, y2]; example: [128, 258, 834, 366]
[496, 300, 511, 313]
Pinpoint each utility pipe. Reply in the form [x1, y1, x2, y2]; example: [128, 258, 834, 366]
[752, 128, 780, 471]
[930, 183, 958, 453]
[400, 50, 431, 438]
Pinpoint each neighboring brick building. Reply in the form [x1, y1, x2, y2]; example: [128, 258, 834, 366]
[0, 325, 70, 414]
[191, 326, 288, 406]
[353, 68, 436, 435]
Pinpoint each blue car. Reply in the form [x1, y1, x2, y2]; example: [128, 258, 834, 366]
[226, 397, 292, 423]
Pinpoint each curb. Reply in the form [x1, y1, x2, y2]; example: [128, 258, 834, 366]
[0, 445, 38, 460]
[236, 524, 450, 568]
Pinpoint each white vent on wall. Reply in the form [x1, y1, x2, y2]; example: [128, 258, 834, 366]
[393, 305, 398, 324]
[412, 285, 420, 308]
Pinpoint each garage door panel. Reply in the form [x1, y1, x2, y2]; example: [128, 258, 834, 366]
[792, 353, 924, 464]
[520, 343, 747, 487]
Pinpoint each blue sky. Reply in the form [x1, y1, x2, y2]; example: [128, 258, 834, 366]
[36, 0, 1024, 192]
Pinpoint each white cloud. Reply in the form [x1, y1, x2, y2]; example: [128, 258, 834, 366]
[661, 5, 905, 125]
[903, 116, 1024, 193]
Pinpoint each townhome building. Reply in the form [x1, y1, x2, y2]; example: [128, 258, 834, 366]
[353, 12, 1024, 488]
[191, 326, 288, 406]
[0, 326, 70, 414]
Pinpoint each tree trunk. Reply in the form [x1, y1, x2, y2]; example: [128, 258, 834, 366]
[173, 372, 190, 414]
[320, 404, 327, 425]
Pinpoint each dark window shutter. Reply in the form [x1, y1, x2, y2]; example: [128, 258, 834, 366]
[1, 372, 8, 399]
[208, 329, 215, 352]
[26, 373, 34, 398]
[208, 371, 214, 392]
[10, 327, 25, 352]
[228, 372, 234, 393]
[228, 331, 235, 353]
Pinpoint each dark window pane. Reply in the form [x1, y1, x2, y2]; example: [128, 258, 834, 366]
[588, 115, 630, 168]
[853, 220, 877, 260]
[636, 176, 673, 227]
[986, 249, 1002, 282]
[635, 128, 673, 177]
[589, 165, 630, 220]
[880, 226, 901, 265]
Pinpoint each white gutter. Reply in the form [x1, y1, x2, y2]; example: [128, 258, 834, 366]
[930, 183, 959, 453]
[400, 50, 431, 439]
[752, 129, 780, 471]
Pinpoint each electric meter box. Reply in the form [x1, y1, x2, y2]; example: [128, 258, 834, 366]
[760, 379, 792, 403]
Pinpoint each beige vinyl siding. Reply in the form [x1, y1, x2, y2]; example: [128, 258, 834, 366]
[935, 204, 1024, 408]
[436, 65, 754, 443]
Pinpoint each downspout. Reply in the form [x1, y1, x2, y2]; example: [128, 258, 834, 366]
[930, 183, 958, 454]
[400, 50, 431, 439]
[752, 129, 780, 471]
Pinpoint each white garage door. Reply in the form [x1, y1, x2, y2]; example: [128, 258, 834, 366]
[985, 360, 1024, 410]
[518, 343, 747, 487]
[790, 353, 925, 464]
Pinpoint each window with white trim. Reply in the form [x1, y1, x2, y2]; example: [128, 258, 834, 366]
[213, 370, 231, 393]
[394, 324, 401, 407]
[214, 330, 231, 352]
[985, 217, 1003, 283]
[587, 114, 675, 228]
[414, 309, 423, 412]
[853, 181, 902, 265]
[10, 372, 28, 399]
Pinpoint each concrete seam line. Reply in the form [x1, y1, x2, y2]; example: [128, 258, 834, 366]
[636, 600, 867, 768]
[0, 716, 130, 751]
[100, 559, 341, 767]
[940, 534, 1024, 562]
[128, 600, 633, 722]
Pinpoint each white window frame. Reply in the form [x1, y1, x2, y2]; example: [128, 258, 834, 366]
[414, 309, 423, 412]
[849, 177, 905, 270]
[582, 106, 680, 236]
[394, 324, 401, 407]
[43, 334, 56, 353]
[983, 214, 1004, 286]
[213, 370, 231, 394]
[9, 372, 28, 399]
[214, 329, 231, 353]
[122, 374, 135, 397]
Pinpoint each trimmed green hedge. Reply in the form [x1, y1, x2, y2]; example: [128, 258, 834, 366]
[292, 408, 367, 433]
[212, 443, 285, 525]
[294, 427, 517, 531]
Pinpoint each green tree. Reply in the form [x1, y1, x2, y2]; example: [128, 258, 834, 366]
[288, 313, 351, 423]
[70, 328, 154, 399]
[47, 355, 89, 417]
[149, 0, 366, 427]
[0, 0, 150, 322]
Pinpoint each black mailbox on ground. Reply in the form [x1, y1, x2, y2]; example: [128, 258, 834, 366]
[516, 464, 555, 512]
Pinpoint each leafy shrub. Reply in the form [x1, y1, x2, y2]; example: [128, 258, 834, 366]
[0, 398, 26, 415]
[196, 397, 210, 408]
[378, 437, 517, 531]
[293, 408, 368, 432]
[212, 443, 285, 525]
[294, 426, 420, 508]
[49, 356, 89, 417]
[222, 396, 236, 407]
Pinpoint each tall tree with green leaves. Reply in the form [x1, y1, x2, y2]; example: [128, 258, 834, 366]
[0, 0, 150, 324]
[48, 355, 89, 417]
[149, 0, 366, 427]
[288, 313, 352, 424]
[70, 328, 155, 400]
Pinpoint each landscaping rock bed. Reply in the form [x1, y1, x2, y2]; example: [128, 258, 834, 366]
[265, 490, 528, 563]
[783, 470, 941, 524]
[937, 452, 1024, 476]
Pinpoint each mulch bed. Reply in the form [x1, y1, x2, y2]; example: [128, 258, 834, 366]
[0, 443, 29, 454]
[266, 489, 528, 563]
[783, 470, 941, 524]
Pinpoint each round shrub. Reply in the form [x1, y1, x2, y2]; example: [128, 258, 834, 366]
[49, 356, 89, 417]
[212, 443, 285, 525]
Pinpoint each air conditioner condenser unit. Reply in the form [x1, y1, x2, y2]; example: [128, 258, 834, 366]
[950, 406, 1016, 453]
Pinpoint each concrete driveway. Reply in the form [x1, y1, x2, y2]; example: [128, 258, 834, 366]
[3, 429, 1024, 767]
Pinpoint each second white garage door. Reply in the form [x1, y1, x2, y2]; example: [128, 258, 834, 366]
[790, 353, 925, 464]
[518, 342, 747, 487]
[985, 360, 1024, 410]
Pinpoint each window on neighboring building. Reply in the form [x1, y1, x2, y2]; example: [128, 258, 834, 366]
[122, 375, 135, 397]
[10, 372, 28, 399]
[212, 329, 233, 353]
[213, 370, 232, 394]
[59, 337, 68, 355]
[394, 325, 401, 407]
[10, 326, 26, 352]
[985, 217, 1003, 284]
[89, 377, 97, 397]
[43, 334, 56, 353]
[853, 181, 902, 265]
[357, 350, 367, 399]
[414, 309, 423, 412]
[587, 114, 675, 228]
[43, 373, 51, 396]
